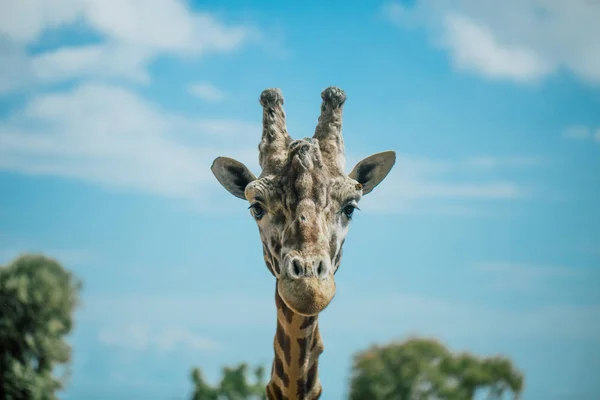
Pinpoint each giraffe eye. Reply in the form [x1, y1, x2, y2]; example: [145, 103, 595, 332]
[249, 203, 265, 220]
[342, 204, 358, 219]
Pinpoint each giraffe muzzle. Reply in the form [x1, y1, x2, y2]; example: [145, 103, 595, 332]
[277, 254, 336, 316]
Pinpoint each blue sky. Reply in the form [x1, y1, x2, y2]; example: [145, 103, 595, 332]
[1, 0, 599, 398]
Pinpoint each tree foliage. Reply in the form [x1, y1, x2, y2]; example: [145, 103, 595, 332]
[191, 363, 266, 400]
[0, 254, 82, 400]
[349, 337, 524, 400]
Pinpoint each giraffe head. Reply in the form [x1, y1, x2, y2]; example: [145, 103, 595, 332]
[212, 87, 395, 316]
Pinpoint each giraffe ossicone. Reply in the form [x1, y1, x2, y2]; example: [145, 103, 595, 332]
[211, 86, 396, 399]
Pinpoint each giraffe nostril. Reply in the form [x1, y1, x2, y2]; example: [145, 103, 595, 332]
[316, 261, 326, 278]
[292, 259, 303, 277]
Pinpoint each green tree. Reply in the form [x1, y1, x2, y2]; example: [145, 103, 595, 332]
[0, 254, 82, 400]
[349, 337, 524, 400]
[191, 368, 219, 400]
[191, 363, 266, 400]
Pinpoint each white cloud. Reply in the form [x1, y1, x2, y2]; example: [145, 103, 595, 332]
[383, 0, 600, 84]
[82, 293, 273, 329]
[443, 14, 551, 83]
[400, 180, 522, 200]
[0, 0, 252, 51]
[98, 325, 221, 352]
[0, 39, 37, 94]
[347, 153, 537, 215]
[83, 0, 251, 54]
[0, 0, 82, 43]
[0, 0, 256, 91]
[0, 83, 260, 200]
[474, 261, 583, 291]
[30, 43, 152, 84]
[563, 125, 600, 144]
[463, 155, 542, 168]
[563, 125, 591, 140]
[328, 289, 600, 342]
[188, 81, 226, 102]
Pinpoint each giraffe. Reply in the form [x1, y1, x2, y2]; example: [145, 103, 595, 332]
[211, 86, 395, 399]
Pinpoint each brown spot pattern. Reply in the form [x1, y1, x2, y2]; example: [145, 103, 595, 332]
[274, 355, 289, 387]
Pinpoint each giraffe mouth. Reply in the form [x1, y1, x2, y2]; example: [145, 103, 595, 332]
[277, 276, 336, 316]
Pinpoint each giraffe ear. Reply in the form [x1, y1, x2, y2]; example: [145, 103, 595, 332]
[349, 151, 396, 195]
[211, 157, 257, 199]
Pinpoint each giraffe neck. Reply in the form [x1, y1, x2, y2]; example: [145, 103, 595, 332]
[266, 288, 324, 400]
